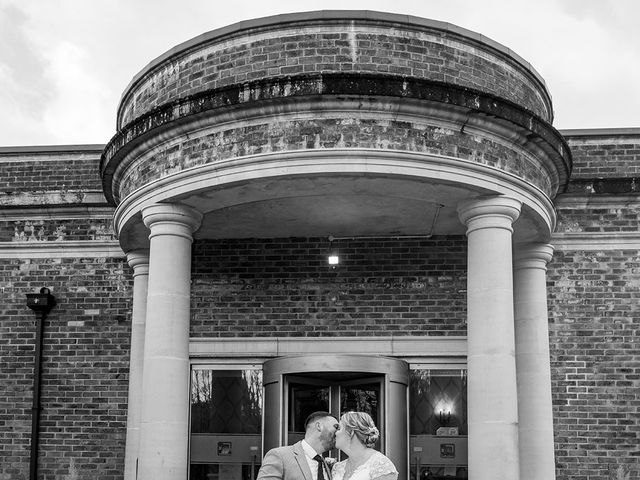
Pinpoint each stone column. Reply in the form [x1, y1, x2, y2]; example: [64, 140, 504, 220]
[124, 250, 149, 480]
[457, 196, 522, 480]
[514, 243, 556, 480]
[137, 204, 202, 480]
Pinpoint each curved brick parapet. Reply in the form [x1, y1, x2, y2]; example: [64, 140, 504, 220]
[103, 73, 568, 205]
[117, 11, 552, 129]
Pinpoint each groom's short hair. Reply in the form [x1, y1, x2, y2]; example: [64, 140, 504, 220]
[304, 411, 333, 430]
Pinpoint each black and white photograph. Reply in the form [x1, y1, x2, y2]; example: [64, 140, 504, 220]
[1, 2, 638, 480]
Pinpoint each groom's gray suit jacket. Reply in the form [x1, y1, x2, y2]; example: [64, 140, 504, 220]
[257, 440, 330, 480]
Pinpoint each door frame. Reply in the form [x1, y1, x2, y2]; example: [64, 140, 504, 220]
[284, 374, 386, 457]
[262, 355, 409, 479]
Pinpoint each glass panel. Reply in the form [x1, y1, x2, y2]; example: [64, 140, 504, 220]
[409, 369, 468, 480]
[191, 369, 263, 434]
[288, 383, 330, 433]
[190, 369, 263, 480]
[340, 383, 380, 427]
[409, 369, 467, 435]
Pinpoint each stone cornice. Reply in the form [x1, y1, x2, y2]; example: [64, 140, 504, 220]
[551, 232, 640, 251]
[189, 336, 467, 362]
[0, 191, 108, 208]
[101, 73, 571, 206]
[0, 240, 124, 258]
[112, 148, 556, 249]
[0, 144, 104, 156]
[554, 194, 640, 208]
[560, 127, 640, 139]
[0, 204, 113, 218]
[565, 178, 640, 195]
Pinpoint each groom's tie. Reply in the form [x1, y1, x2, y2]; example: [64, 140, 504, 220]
[313, 454, 325, 480]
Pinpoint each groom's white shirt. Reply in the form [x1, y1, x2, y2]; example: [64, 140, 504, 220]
[301, 439, 330, 480]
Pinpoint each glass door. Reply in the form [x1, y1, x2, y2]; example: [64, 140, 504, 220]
[286, 375, 332, 446]
[284, 374, 384, 458]
[189, 367, 263, 480]
[262, 355, 409, 479]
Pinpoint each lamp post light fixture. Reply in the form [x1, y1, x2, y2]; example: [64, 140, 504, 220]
[25, 287, 56, 480]
[327, 236, 340, 268]
[26, 287, 56, 315]
[327, 253, 340, 267]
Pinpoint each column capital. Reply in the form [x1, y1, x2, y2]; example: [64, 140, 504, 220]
[457, 196, 522, 235]
[126, 249, 150, 276]
[142, 203, 202, 241]
[513, 243, 554, 271]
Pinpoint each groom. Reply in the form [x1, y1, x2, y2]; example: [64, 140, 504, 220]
[257, 411, 339, 480]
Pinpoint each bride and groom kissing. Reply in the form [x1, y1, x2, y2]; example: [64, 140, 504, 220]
[257, 411, 398, 480]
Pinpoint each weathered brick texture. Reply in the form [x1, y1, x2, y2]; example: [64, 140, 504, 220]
[119, 17, 551, 127]
[0, 147, 129, 480]
[117, 118, 555, 202]
[0, 154, 102, 195]
[191, 236, 468, 337]
[0, 257, 132, 480]
[566, 134, 640, 179]
[556, 205, 640, 233]
[547, 249, 640, 479]
[1, 218, 115, 242]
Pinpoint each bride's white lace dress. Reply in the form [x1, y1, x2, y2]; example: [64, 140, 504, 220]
[331, 451, 398, 480]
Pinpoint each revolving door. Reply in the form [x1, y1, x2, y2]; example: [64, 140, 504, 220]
[262, 355, 409, 479]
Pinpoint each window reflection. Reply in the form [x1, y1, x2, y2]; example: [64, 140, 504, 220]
[191, 369, 263, 434]
[190, 368, 263, 480]
[409, 369, 468, 480]
[410, 369, 467, 435]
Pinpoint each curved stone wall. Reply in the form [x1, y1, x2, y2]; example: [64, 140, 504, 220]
[102, 11, 571, 246]
[115, 110, 555, 202]
[117, 11, 552, 128]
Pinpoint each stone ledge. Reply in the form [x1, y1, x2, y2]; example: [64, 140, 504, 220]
[0, 191, 108, 207]
[566, 178, 640, 194]
[551, 232, 640, 251]
[102, 73, 571, 205]
[189, 335, 468, 361]
[0, 240, 124, 258]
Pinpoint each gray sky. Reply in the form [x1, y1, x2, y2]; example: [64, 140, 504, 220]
[1, 0, 638, 146]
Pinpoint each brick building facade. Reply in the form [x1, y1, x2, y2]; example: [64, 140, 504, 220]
[1, 11, 638, 480]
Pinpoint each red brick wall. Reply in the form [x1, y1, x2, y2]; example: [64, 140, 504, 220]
[0, 155, 102, 194]
[191, 236, 468, 337]
[567, 134, 640, 179]
[551, 132, 640, 480]
[556, 205, 640, 234]
[547, 249, 640, 479]
[0, 256, 132, 480]
[0, 147, 130, 480]
[119, 14, 551, 127]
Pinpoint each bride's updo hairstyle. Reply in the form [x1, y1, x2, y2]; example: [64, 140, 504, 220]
[340, 411, 380, 448]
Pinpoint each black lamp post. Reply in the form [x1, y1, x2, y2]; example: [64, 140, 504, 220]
[26, 287, 56, 480]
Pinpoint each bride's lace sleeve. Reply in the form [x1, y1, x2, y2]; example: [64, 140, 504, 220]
[331, 460, 346, 480]
[369, 453, 398, 479]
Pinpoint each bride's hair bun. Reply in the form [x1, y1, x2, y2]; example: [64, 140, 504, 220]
[340, 411, 380, 448]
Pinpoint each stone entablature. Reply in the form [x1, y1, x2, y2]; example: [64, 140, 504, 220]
[0, 146, 117, 245]
[111, 107, 559, 203]
[101, 11, 571, 254]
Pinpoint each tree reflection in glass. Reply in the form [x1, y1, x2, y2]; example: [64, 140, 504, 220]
[191, 369, 263, 434]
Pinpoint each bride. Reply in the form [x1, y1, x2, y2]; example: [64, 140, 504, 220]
[331, 412, 398, 480]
